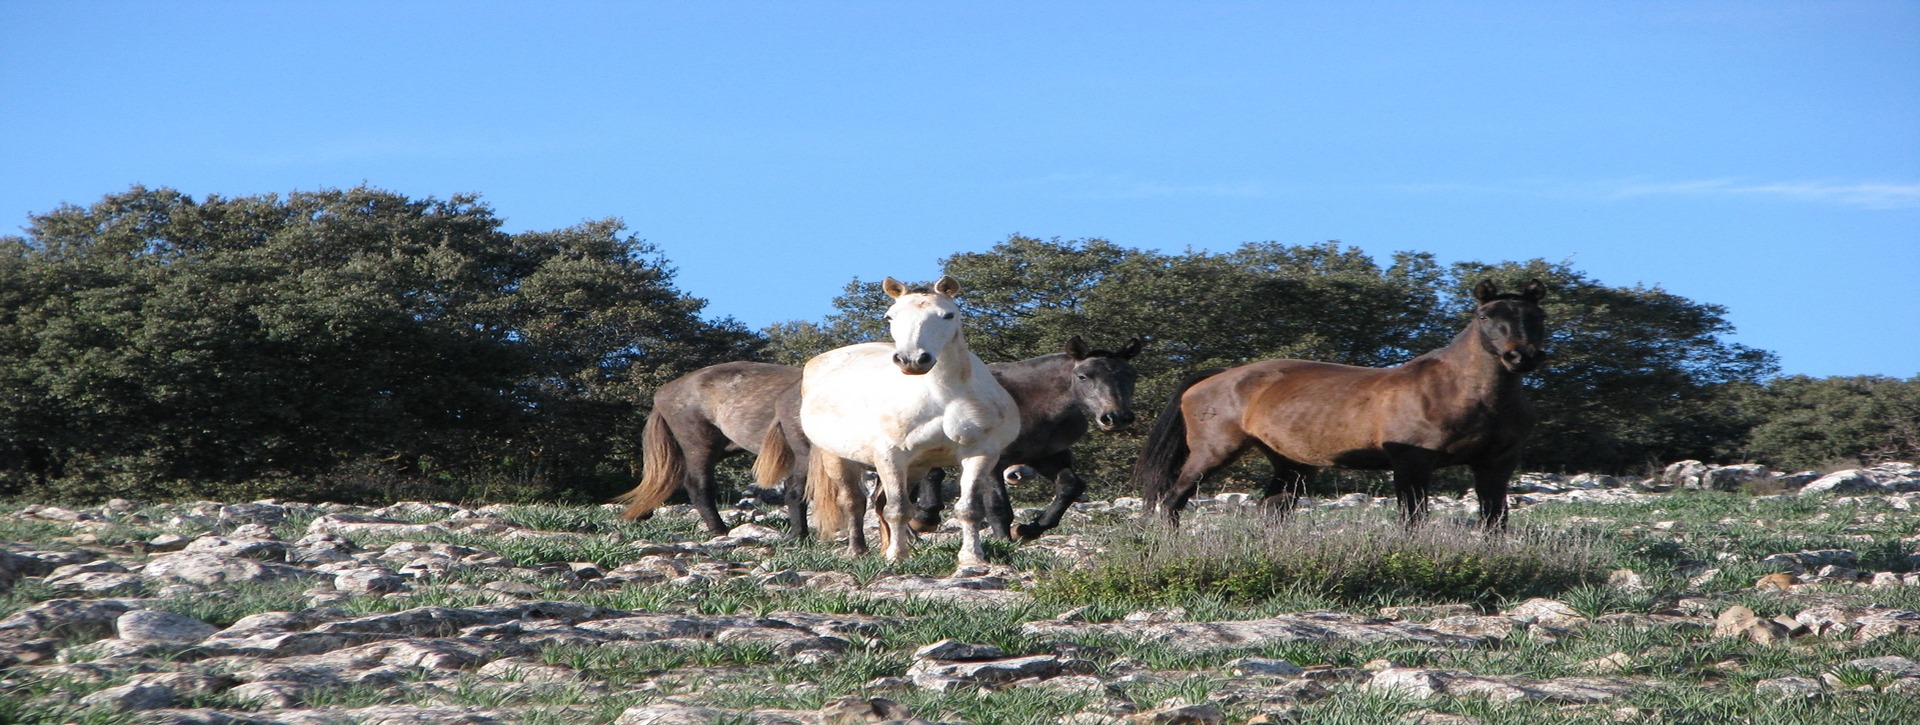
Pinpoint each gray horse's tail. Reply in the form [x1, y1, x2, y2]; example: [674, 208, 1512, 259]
[616, 407, 682, 520]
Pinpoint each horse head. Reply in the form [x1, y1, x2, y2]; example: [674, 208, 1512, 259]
[1471, 279, 1549, 373]
[881, 275, 965, 375]
[1065, 335, 1144, 431]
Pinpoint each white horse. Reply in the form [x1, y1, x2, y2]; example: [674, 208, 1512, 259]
[800, 275, 1019, 566]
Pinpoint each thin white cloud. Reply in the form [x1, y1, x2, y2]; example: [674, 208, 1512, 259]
[1608, 179, 1920, 209]
[1382, 177, 1920, 210]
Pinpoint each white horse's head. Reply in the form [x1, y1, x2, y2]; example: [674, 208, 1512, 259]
[881, 275, 963, 376]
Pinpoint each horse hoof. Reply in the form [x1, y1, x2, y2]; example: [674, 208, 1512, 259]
[1011, 524, 1044, 542]
[908, 518, 940, 534]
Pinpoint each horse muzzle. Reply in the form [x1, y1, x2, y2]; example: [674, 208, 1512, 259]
[892, 351, 935, 375]
[1095, 409, 1137, 431]
[1500, 349, 1545, 373]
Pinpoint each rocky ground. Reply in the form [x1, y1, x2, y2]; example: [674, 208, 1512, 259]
[4, 461, 1920, 724]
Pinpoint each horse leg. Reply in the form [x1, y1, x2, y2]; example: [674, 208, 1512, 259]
[1387, 446, 1439, 527]
[1470, 456, 1518, 531]
[1159, 432, 1246, 523]
[680, 443, 730, 535]
[782, 438, 811, 540]
[953, 453, 996, 568]
[872, 457, 916, 561]
[977, 464, 1015, 540]
[908, 468, 946, 534]
[1013, 450, 1077, 541]
[1255, 446, 1314, 518]
[782, 469, 809, 540]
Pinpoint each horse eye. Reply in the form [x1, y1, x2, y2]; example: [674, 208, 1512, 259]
[1076, 374, 1088, 381]
[941, 312, 955, 320]
[883, 315, 892, 322]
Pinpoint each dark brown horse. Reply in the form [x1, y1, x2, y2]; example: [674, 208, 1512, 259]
[1132, 279, 1547, 528]
[905, 336, 1143, 540]
[614, 362, 810, 535]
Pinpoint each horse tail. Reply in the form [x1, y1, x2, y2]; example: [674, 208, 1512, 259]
[616, 408, 684, 520]
[805, 447, 853, 540]
[1130, 368, 1225, 512]
[752, 421, 794, 491]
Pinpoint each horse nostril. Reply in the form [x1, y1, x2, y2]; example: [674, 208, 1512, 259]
[915, 353, 932, 366]
[891, 353, 906, 367]
[1097, 413, 1115, 427]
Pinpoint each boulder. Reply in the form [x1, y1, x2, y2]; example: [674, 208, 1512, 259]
[116, 609, 219, 643]
[1799, 470, 1883, 496]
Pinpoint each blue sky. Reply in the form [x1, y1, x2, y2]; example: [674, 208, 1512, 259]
[3, 1, 1915, 377]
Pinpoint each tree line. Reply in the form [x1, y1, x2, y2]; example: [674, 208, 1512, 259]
[2, 187, 1913, 504]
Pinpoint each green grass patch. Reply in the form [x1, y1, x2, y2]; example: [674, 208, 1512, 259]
[1039, 509, 1609, 607]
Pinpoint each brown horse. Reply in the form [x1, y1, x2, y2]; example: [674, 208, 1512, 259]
[1132, 279, 1547, 528]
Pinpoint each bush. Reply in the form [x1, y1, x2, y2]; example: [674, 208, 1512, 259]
[1039, 509, 1609, 607]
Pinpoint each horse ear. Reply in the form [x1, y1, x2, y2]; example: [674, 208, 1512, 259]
[1522, 278, 1547, 302]
[1066, 335, 1090, 360]
[1473, 279, 1500, 304]
[933, 275, 961, 296]
[1119, 337, 1144, 359]
[882, 277, 908, 299]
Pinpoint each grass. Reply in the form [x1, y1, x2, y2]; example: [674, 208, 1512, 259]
[1040, 508, 1611, 607]
[4, 487, 1920, 725]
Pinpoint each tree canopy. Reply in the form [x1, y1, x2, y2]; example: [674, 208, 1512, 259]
[0, 186, 758, 502]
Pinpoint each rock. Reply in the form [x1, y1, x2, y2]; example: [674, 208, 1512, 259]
[184, 535, 291, 561]
[1127, 701, 1226, 724]
[1702, 464, 1773, 491]
[906, 654, 1066, 687]
[335, 567, 408, 594]
[1755, 676, 1824, 698]
[0, 598, 145, 641]
[1425, 615, 1521, 640]
[818, 696, 912, 724]
[1021, 612, 1490, 651]
[1800, 469, 1883, 496]
[1501, 598, 1587, 628]
[116, 609, 219, 643]
[1844, 655, 1920, 678]
[1123, 607, 1190, 623]
[1365, 667, 1637, 703]
[143, 552, 314, 586]
[614, 704, 740, 725]
[1365, 668, 1450, 698]
[1662, 460, 1708, 489]
[1577, 652, 1634, 674]
[481, 580, 542, 597]
[1713, 606, 1791, 644]
[725, 522, 786, 543]
[78, 682, 177, 710]
[1760, 549, 1857, 573]
[44, 560, 145, 595]
[1754, 573, 1800, 590]
[913, 639, 1005, 661]
[1605, 569, 1647, 592]
[1228, 657, 1306, 677]
[1378, 604, 1477, 621]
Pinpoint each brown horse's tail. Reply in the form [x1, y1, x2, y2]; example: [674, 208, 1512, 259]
[805, 447, 860, 541]
[752, 421, 794, 491]
[616, 408, 683, 520]
[1130, 368, 1225, 513]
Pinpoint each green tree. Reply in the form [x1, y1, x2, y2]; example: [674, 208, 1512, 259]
[1735, 375, 1920, 470]
[0, 186, 758, 502]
